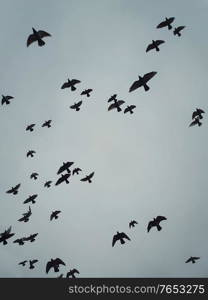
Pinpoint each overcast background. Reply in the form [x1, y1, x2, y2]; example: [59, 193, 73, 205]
[0, 0, 208, 278]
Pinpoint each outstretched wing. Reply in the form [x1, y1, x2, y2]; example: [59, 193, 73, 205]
[88, 172, 94, 179]
[14, 184, 21, 191]
[71, 79, 81, 85]
[61, 82, 70, 89]
[31, 259, 38, 264]
[177, 26, 185, 32]
[46, 261, 53, 273]
[192, 111, 198, 119]
[80, 176, 87, 182]
[156, 216, 167, 223]
[27, 34, 37, 47]
[197, 108, 205, 114]
[157, 20, 168, 28]
[146, 43, 155, 52]
[108, 103, 117, 111]
[189, 119, 197, 127]
[155, 40, 165, 46]
[55, 258, 65, 266]
[143, 71, 157, 83]
[120, 232, 131, 241]
[129, 79, 142, 92]
[38, 30, 51, 38]
[6, 188, 13, 194]
[112, 234, 119, 247]
[147, 221, 154, 232]
[73, 269, 80, 274]
[192, 257, 200, 260]
[185, 257, 192, 263]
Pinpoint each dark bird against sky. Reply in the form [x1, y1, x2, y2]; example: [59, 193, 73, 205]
[157, 17, 175, 30]
[26, 124, 36, 132]
[0, 226, 15, 245]
[61, 79, 81, 91]
[23, 194, 38, 204]
[81, 89, 93, 97]
[44, 181, 52, 188]
[173, 26, 186, 37]
[72, 168, 82, 175]
[112, 231, 131, 247]
[27, 28, 51, 47]
[108, 94, 117, 103]
[129, 72, 157, 92]
[6, 183, 21, 195]
[146, 40, 165, 52]
[26, 150, 36, 158]
[147, 216, 167, 232]
[192, 108, 205, 120]
[46, 258, 65, 273]
[66, 269, 80, 278]
[18, 206, 32, 223]
[1, 95, 14, 105]
[70, 101, 82, 111]
[80, 172, 95, 183]
[57, 162, 74, 175]
[30, 172, 39, 180]
[129, 220, 138, 228]
[55, 173, 71, 185]
[124, 105, 136, 114]
[42, 120, 52, 128]
[185, 257, 200, 264]
[189, 117, 202, 127]
[29, 259, 38, 269]
[108, 100, 125, 112]
[50, 210, 61, 221]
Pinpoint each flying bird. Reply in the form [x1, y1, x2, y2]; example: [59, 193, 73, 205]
[0, 226, 15, 245]
[66, 269, 80, 278]
[147, 216, 167, 232]
[72, 168, 82, 175]
[1, 95, 14, 105]
[18, 260, 27, 267]
[192, 108, 205, 120]
[108, 94, 117, 103]
[55, 173, 71, 186]
[26, 124, 35, 132]
[185, 257, 200, 264]
[124, 105, 136, 114]
[108, 100, 125, 112]
[30, 172, 39, 180]
[42, 120, 52, 128]
[157, 17, 175, 30]
[57, 162, 74, 175]
[13, 238, 26, 246]
[129, 220, 138, 228]
[80, 172, 94, 183]
[44, 181, 52, 188]
[27, 28, 51, 47]
[173, 26, 186, 36]
[70, 101, 82, 111]
[18, 206, 32, 223]
[112, 232, 131, 247]
[81, 89, 93, 97]
[24, 233, 38, 243]
[29, 259, 38, 269]
[27, 150, 36, 158]
[129, 72, 157, 92]
[23, 194, 38, 204]
[61, 79, 81, 91]
[46, 258, 65, 273]
[189, 117, 202, 127]
[146, 40, 165, 52]
[6, 183, 21, 195]
[50, 210, 61, 221]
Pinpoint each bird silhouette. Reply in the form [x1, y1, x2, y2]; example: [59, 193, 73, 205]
[147, 216, 167, 232]
[66, 269, 80, 278]
[24, 233, 38, 243]
[70, 101, 82, 111]
[50, 210, 61, 221]
[6, 183, 21, 195]
[146, 40, 165, 52]
[24, 194, 38, 204]
[124, 105, 136, 114]
[29, 259, 38, 269]
[157, 17, 175, 30]
[18, 260, 27, 267]
[80, 172, 94, 183]
[46, 258, 65, 273]
[1, 95, 14, 105]
[72, 168, 82, 175]
[108, 94, 118, 103]
[112, 232, 131, 247]
[13, 238, 26, 246]
[173, 26, 186, 36]
[30, 172, 39, 180]
[185, 257, 200, 264]
[61, 79, 81, 91]
[57, 162, 74, 175]
[44, 181, 52, 188]
[27, 28, 51, 47]
[55, 173, 71, 186]
[0, 226, 15, 245]
[81, 89, 93, 97]
[108, 100, 125, 112]
[129, 220, 138, 228]
[26, 124, 35, 132]
[129, 72, 157, 92]
[192, 108, 205, 120]
[18, 206, 32, 223]
[42, 120, 52, 128]
[27, 150, 36, 158]
[189, 117, 202, 127]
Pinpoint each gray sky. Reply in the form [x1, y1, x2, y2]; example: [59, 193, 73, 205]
[0, 0, 208, 277]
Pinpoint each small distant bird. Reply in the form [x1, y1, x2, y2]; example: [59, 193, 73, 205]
[72, 168, 82, 175]
[24, 194, 38, 204]
[61, 79, 81, 91]
[129, 220, 138, 228]
[108, 94, 117, 103]
[147, 216, 167, 232]
[46, 258, 66, 273]
[27, 28, 51, 47]
[50, 210, 61, 221]
[18, 206, 32, 223]
[0, 226, 15, 245]
[13, 238, 26, 246]
[81, 89, 93, 97]
[55, 173, 71, 186]
[80, 172, 94, 183]
[189, 117, 202, 127]
[57, 162, 74, 175]
[192, 108, 205, 120]
[185, 257, 200, 264]
[30, 172, 39, 180]
[44, 181, 52, 188]
[173, 26, 186, 37]
[24, 233, 38, 243]
[26, 124, 35, 132]
[66, 269, 80, 278]
[146, 40, 165, 52]
[1, 95, 14, 105]
[124, 105, 136, 114]
[108, 100, 125, 112]
[42, 120, 52, 128]
[29, 259, 38, 269]
[112, 232, 131, 247]
[70, 101, 82, 111]
[27, 150, 36, 158]
[19, 260, 27, 266]
[157, 17, 175, 30]
[6, 183, 21, 195]
[129, 72, 157, 92]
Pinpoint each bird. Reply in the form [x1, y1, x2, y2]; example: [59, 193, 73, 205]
[129, 72, 157, 92]
[147, 216, 167, 232]
[18, 206, 32, 223]
[72, 168, 82, 175]
[23, 194, 38, 204]
[55, 173, 71, 186]
[81, 89, 93, 97]
[26, 124, 35, 132]
[112, 232, 131, 247]
[1, 95, 14, 105]
[27, 28, 51, 47]
[146, 40, 165, 52]
[157, 17, 175, 30]
[6, 183, 21, 195]
[70, 101, 82, 111]
[61, 79, 81, 91]
[44, 181, 52, 188]
[18, 260, 27, 267]
[13, 238, 26, 246]
[108, 94, 117, 102]
[46, 258, 65, 273]
[57, 162, 74, 175]
[124, 105, 136, 114]
[185, 257, 200, 264]
[27, 150, 36, 158]
[30, 172, 39, 180]
[173, 26, 186, 37]
[129, 220, 138, 228]
[80, 172, 94, 183]
[0, 226, 15, 245]
[42, 120, 52, 128]
[29, 259, 38, 269]
[189, 117, 202, 127]
[192, 108, 205, 120]
[50, 210, 61, 221]
[108, 100, 125, 112]
[66, 269, 80, 278]
[24, 233, 38, 243]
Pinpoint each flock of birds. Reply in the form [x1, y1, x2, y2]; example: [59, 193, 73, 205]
[0, 16, 203, 278]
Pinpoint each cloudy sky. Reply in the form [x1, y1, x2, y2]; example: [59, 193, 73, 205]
[0, 0, 208, 278]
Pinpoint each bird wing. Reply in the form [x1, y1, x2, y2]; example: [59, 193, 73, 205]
[143, 71, 157, 83]
[55, 177, 64, 185]
[5, 96, 14, 100]
[197, 109, 205, 114]
[155, 40, 165, 46]
[185, 257, 192, 263]
[192, 111, 197, 119]
[15, 183, 21, 190]
[38, 30, 51, 38]
[80, 176, 87, 182]
[189, 119, 197, 127]
[157, 20, 168, 28]
[50, 213, 54, 221]
[71, 79, 81, 85]
[124, 107, 129, 114]
[18, 216, 26, 222]
[31, 259, 38, 264]
[77, 101, 82, 107]
[61, 82, 70, 89]
[46, 261, 53, 273]
[27, 34, 37, 47]
[55, 258, 65, 266]
[146, 43, 154, 52]
[129, 80, 142, 92]
[108, 103, 117, 111]
[6, 188, 13, 194]
[88, 172, 94, 179]
[177, 26, 185, 31]
[147, 221, 154, 232]
[156, 216, 167, 223]
[112, 235, 119, 247]
[73, 269, 80, 274]
[120, 232, 131, 240]
[117, 100, 125, 106]
[192, 257, 200, 260]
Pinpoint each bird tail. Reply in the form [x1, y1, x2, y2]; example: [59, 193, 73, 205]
[30, 266, 34, 269]
[71, 86, 76, 91]
[76, 107, 80, 111]
[54, 266, 59, 272]
[66, 179, 69, 184]
[143, 84, 150, 91]
[198, 121, 202, 126]
[120, 238, 125, 245]
[38, 39, 45, 47]
[3, 240, 7, 245]
[88, 179, 92, 183]
[156, 46, 160, 51]
[55, 216, 58, 219]
[168, 24, 172, 30]
[130, 110, 133, 114]
[192, 260, 196, 264]
[117, 107, 122, 112]
[32, 200, 36, 204]
[157, 225, 162, 231]
[14, 191, 18, 195]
